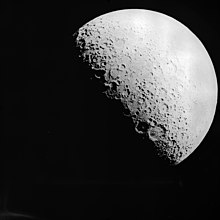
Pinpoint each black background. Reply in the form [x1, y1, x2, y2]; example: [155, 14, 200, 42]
[1, 0, 219, 219]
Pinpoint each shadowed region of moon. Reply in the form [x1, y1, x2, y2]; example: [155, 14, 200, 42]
[73, 9, 218, 165]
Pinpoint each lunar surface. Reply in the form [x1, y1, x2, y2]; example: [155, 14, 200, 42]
[73, 9, 218, 165]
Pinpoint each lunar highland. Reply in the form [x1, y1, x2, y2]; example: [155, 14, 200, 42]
[73, 9, 218, 165]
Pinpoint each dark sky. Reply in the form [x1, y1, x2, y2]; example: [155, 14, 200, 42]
[1, 1, 219, 219]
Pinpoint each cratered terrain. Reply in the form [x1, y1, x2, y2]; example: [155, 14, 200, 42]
[73, 9, 218, 165]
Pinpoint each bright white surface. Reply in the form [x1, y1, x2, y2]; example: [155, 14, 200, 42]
[75, 9, 218, 164]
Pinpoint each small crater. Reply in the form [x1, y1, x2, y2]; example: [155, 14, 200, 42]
[147, 125, 166, 142]
[105, 81, 120, 98]
[119, 63, 126, 70]
[137, 97, 145, 105]
[135, 120, 149, 134]
[93, 69, 106, 80]
[144, 106, 152, 114]
[122, 105, 132, 117]
[147, 117, 157, 126]
[158, 102, 169, 114]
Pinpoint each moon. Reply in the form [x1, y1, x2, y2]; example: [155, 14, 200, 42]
[73, 9, 218, 165]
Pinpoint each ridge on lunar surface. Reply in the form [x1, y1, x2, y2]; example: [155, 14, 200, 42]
[73, 9, 218, 165]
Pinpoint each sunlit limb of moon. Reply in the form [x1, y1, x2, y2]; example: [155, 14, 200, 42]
[73, 9, 218, 165]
